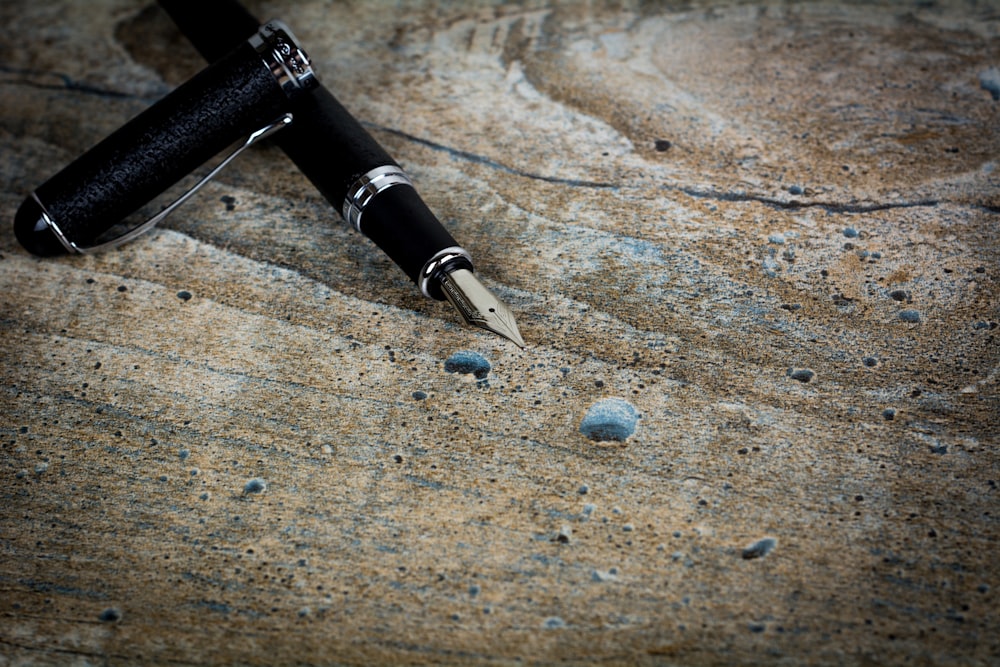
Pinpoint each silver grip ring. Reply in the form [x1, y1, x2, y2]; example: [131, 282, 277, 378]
[343, 166, 413, 232]
[419, 246, 473, 299]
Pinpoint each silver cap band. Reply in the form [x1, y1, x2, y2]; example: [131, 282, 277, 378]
[250, 20, 315, 94]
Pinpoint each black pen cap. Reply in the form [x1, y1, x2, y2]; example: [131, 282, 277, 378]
[14, 20, 315, 255]
[15, 197, 65, 256]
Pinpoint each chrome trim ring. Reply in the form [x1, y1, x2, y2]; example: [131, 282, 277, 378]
[342, 165, 413, 232]
[418, 246, 473, 299]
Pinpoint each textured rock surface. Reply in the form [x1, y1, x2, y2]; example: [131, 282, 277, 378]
[1, 1, 998, 664]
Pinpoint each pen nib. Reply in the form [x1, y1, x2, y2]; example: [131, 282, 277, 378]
[438, 268, 525, 348]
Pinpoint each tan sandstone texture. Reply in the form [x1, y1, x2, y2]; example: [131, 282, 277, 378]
[1, 1, 998, 664]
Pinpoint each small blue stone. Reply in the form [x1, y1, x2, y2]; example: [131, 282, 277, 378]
[787, 368, 815, 383]
[741, 537, 777, 559]
[580, 399, 639, 442]
[788, 185, 803, 195]
[980, 68, 1000, 101]
[244, 478, 267, 494]
[898, 310, 921, 323]
[843, 227, 859, 238]
[98, 608, 122, 622]
[444, 351, 491, 380]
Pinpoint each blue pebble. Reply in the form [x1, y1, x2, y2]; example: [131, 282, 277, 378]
[843, 227, 859, 238]
[580, 399, 639, 442]
[98, 608, 122, 622]
[980, 68, 1000, 101]
[444, 351, 491, 380]
[412, 390, 428, 400]
[898, 310, 921, 323]
[787, 368, 815, 383]
[741, 537, 777, 559]
[244, 478, 267, 494]
[788, 185, 803, 195]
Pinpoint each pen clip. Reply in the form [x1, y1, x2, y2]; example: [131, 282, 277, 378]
[49, 113, 294, 254]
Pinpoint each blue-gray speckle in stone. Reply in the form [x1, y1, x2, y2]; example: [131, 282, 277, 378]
[444, 351, 491, 380]
[980, 67, 1000, 101]
[742, 537, 777, 559]
[580, 398, 639, 442]
[244, 478, 267, 494]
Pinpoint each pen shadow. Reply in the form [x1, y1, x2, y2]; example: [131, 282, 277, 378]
[162, 143, 447, 318]
[114, 5, 207, 88]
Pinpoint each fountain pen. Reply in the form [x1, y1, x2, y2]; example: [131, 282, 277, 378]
[157, 0, 525, 347]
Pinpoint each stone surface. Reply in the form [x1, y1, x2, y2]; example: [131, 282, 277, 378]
[1, 0, 998, 664]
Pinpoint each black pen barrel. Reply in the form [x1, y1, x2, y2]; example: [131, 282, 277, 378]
[278, 89, 466, 297]
[158, 0, 259, 61]
[276, 87, 396, 210]
[157, 0, 468, 299]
